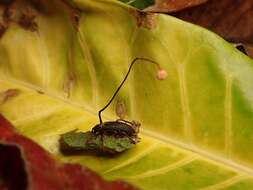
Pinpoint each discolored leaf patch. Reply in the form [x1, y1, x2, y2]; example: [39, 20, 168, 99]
[116, 100, 127, 119]
[18, 13, 38, 32]
[0, 0, 39, 36]
[0, 24, 6, 38]
[133, 11, 157, 29]
[0, 89, 20, 105]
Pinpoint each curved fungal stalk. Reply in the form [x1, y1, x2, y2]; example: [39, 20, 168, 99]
[98, 57, 167, 125]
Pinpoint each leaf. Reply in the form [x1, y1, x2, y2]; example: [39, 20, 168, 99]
[120, 0, 253, 58]
[172, 0, 253, 44]
[172, 0, 253, 56]
[60, 131, 93, 151]
[103, 135, 135, 152]
[118, 0, 207, 11]
[1, 0, 253, 189]
[145, 0, 208, 12]
[60, 130, 136, 153]
[0, 114, 137, 190]
[118, 0, 155, 10]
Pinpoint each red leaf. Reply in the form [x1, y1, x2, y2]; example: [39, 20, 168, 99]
[0, 114, 139, 190]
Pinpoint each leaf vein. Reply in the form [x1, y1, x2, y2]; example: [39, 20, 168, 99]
[77, 25, 99, 109]
[225, 76, 233, 158]
[103, 143, 159, 174]
[199, 174, 246, 190]
[125, 156, 197, 179]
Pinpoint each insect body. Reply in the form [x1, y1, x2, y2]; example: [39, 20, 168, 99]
[92, 119, 140, 143]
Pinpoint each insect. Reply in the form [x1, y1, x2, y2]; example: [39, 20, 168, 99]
[60, 57, 167, 154]
[92, 119, 140, 143]
[91, 57, 167, 144]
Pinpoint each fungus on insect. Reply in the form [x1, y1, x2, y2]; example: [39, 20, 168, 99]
[60, 58, 167, 155]
[93, 58, 167, 144]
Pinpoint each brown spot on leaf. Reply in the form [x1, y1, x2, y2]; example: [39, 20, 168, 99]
[37, 90, 44, 94]
[0, 24, 6, 38]
[0, 0, 41, 36]
[18, 13, 38, 32]
[71, 8, 81, 29]
[134, 10, 157, 29]
[63, 79, 73, 98]
[116, 100, 127, 119]
[0, 89, 20, 104]
[3, 6, 13, 23]
[63, 72, 76, 98]
[0, 4, 13, 38]
[64, 47, 77, 98]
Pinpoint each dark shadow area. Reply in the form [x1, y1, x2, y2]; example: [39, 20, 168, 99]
[0, 0, 15, 5]
[235, 44, 248, 55]
[0, 145, 27, 190]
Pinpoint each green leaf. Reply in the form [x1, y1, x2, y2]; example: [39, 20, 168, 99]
[60, 130, 136, 153]
[60, 131, 93, 150]
[103, 135, 135, 152]
[1, 0, 253, 189]
[118, 0, 155, 10]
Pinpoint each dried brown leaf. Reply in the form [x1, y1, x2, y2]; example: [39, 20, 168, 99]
[145, 0, 208, 12]
[172, 0, 253, 44]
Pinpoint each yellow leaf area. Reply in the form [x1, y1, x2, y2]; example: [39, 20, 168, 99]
[0, 80, 252, 190]
[1, 0, 253, 189]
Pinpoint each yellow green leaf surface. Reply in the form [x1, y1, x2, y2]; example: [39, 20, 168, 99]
[1, 0, 253, 189]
